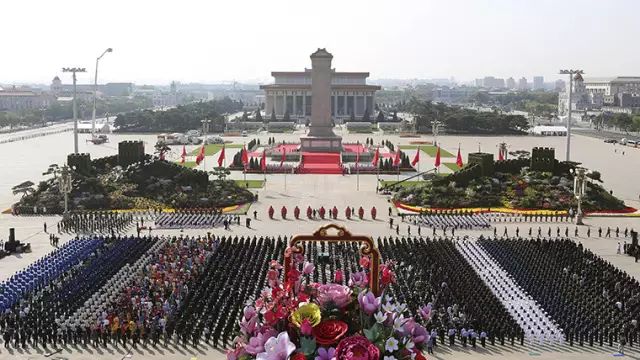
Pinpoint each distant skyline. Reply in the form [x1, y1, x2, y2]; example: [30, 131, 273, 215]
[3, 0, 639, 85]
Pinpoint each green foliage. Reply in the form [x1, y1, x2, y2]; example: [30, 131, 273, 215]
[270, 108, 276, 123]
[376, 110, 385, 123]
[406, 98, 529, 134]
[114, 97, 242, 132]
[255, 109, 263, 122]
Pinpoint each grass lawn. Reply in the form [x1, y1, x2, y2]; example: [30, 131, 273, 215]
[234, 179, 265, 189]
[443, 162, 462, 172]
[189, 143, 243, 156]
[178, 161, 197, 168]
[398, 145, 454, 157]
[380, 180, 424, 189]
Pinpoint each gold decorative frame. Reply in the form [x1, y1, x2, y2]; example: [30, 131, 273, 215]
[284, 224, 381, 295]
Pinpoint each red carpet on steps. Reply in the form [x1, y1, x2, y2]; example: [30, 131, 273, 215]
[299, 152, 343, 174]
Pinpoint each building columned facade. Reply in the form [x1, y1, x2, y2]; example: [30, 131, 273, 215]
[260, 70, 381, 121]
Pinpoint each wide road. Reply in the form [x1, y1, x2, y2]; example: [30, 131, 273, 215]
[573, 127, 640, 143]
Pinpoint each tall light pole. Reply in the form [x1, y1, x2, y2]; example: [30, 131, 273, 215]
[573, 167, 587, 225]
[559, 69, 584, 161]
[92, 48, 113, 136]
[63, 67, 87, 154]
[201, 118, 211, 169]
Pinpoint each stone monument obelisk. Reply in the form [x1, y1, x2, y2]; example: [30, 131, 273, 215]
[300, 48, 342, 152]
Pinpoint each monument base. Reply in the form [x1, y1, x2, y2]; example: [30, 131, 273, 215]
[300, 136, 343, 153]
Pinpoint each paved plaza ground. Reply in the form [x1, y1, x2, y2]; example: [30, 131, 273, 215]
[0, 127, 640, 359]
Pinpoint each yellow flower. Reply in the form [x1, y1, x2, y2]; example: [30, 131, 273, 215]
[290, 303, 321, 327]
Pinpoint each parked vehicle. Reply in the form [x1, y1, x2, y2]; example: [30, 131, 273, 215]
[603, 138, 617, 144]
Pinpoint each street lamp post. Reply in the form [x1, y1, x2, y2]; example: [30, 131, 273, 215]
[59, 164, 72, 216]
[559, 69, 584, 162]
[92, 48, 113, 136]
[573, 167, 587, 225]
[63, 67, 87, 154]
[201, 118, 211, 170]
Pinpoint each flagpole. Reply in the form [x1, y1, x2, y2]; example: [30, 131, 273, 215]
[243, 142, 247, 183]
[356, 150, 360, 191]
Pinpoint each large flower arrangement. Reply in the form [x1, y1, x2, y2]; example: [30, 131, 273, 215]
[227, 255, 430, 360]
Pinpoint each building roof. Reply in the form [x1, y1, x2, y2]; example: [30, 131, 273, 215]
[0, 91, 38, 97]
[259, 84, 381, 91]
[310, 48, 333, 59]
[271, 71, 370, 77]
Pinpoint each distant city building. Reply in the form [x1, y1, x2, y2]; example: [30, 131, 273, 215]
[49, 76, 132, 98]
[260, 68, 381, 121]
[481, 76, 505, 89]
[617, 93, 640, 108]
[554, 79, 566, 92]
[558, 73, 591, 114]
[518, 77, 528, 91]
[506, 77, 516, 90]
[474, 79, 484, 87]
[0, 86, 50, 111]
[533, 76, 544, 91]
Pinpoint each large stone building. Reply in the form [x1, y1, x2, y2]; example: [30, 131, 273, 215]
[0, 86, 50, 111]
[260, 68, 381, 122]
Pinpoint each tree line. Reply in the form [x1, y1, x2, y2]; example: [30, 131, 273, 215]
[114, 97, 243, 133]
[404, 98, 530, 134]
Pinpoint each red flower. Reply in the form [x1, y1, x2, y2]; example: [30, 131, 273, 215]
[413, 349, 427, 360]
[359, 256, 370, 269]
[291, 353, 307, 360]
[335, 335, 379, 360]
[313, 320, 349, 346]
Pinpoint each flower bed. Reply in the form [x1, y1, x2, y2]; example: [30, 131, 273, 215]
[227, 257, 431, 360]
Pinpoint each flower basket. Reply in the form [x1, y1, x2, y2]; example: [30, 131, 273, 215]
[227, 225, 430, 360]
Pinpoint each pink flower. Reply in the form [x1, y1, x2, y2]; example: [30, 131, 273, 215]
[245, 328, 277, 355]
[418, 304, 432, 321]
[359, 256, 370, 269]
[334, 270, 344, 284]
[357, 291, 381, 315]
[317, 284, 352, 309]
[303, 261, 315, 275]
[240, 315, 258, 335]
[349, 271, 368, 288]
[244, 305, 257, 320]
[256, 332, 296, 360]
[227, 345, 247, 360]
[315, 347, 336, 360]
[300, 319, 313, 336]
[335, 335, 379, 360]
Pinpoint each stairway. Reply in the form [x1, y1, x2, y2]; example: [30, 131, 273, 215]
[299, 152, 343, 174]
[457, 240, 564, 345]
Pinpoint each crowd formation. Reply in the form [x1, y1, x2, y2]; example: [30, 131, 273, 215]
[58, 212, 134, 235]
[154, 210, 238, 230]
[479, 236, 640, 351]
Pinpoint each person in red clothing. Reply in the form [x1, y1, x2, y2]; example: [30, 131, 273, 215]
[319, 206, 326, 219]
[358, 206, 365, 219]
[281, 206, 287, 219]
[268, 206, 275, 219]
[371, 206, 377, 220]
[307, 206, 313, 219]
[294, 206, 301, 219]
[345, 206, 351, 220]
[332, 206, 338, 219]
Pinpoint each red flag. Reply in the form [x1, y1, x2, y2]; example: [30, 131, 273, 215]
[456, 146, 463, 167]
[498, 148, 504, 161]
[195, 145, 205, 165]
[372, 147, 380, 166]
[393, 149, 401, 167]
[180, 145, 187, 164]
[280, 147, 286, 167]
[241, 145, 249, 169]
[434, 146, 441, 168]
[260, 149, 266, 172]
[217, 145, 226, 167]
[411, 148, 420, 166]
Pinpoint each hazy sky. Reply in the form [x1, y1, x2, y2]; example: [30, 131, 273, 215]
[3, 0, 639, 85]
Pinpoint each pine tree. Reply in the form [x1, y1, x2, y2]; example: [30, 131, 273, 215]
[376, 110, 385, 123]
[362, 109, 370, 122]
[256, 109, 263, 122]
[242, 111, 249, 122]
[270, 107, 276, 123]
[283, 110, 290, 122]
[392, 111, 398, 122]
[350, 112, 355, 122]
